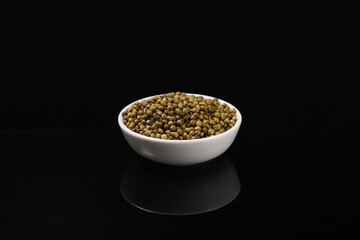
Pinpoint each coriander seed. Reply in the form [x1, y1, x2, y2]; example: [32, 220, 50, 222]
[122, 92, 237, 140]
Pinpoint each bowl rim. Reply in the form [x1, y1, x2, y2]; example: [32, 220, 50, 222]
[118, 93, 242, 144]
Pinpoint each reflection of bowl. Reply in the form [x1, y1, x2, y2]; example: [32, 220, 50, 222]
[118, 93, 242, 166]
[120, 157, 241, 215]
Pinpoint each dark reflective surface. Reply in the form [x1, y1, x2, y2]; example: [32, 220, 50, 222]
[1, 131, 358, 239]
[121, 156, 240, 215]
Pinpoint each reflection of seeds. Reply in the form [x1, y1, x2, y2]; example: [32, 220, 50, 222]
[122, 92, 237, 140]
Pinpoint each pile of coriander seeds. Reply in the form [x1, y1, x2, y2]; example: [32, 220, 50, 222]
[122, 92, 237, 140]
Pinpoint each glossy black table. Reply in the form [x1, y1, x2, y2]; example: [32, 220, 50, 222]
[1, 130, 358, 239]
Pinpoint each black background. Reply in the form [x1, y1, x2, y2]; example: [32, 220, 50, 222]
[1, 3, 358, 135]
[1, 3, 359, 239]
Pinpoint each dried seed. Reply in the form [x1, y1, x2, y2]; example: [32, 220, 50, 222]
[122, 92, 237, 140]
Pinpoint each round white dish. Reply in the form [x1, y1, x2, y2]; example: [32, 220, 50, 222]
[118, 93, 242, 166]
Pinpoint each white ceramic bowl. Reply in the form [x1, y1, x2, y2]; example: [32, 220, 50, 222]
[118, 93, 242, 166]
